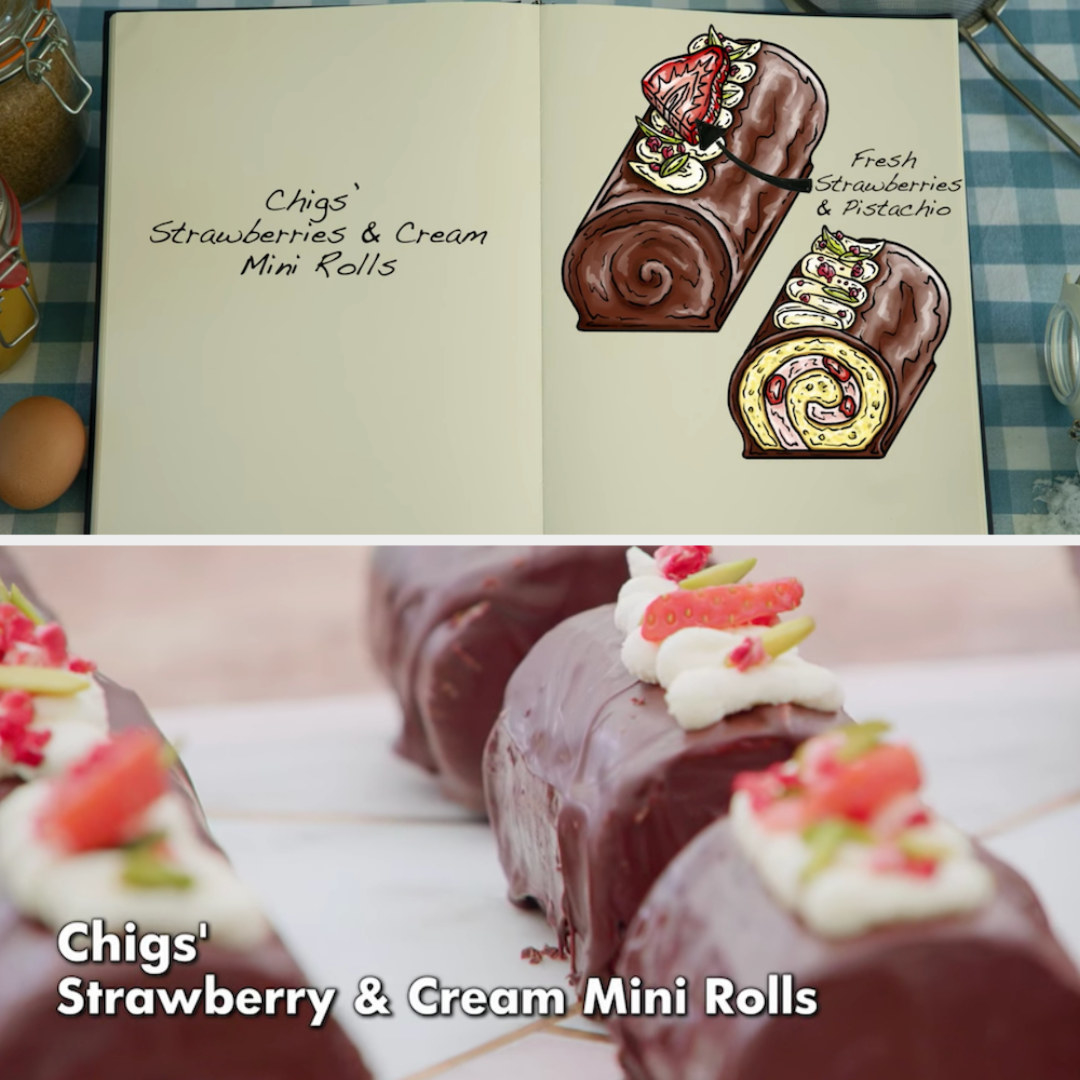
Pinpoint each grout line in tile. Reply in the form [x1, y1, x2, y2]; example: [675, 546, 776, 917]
[547, 1024, 611, 1045]
[400, 1015, 563, 1080]
[976, 786, 1080, 841]
[203, 809, 480, 827]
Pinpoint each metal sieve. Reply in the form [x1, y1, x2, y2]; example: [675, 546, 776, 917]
[784, 0, 1080, 159]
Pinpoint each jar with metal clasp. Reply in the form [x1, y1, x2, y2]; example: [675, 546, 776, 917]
[0, 175, 40, 371]
[0, 0, 92, 206]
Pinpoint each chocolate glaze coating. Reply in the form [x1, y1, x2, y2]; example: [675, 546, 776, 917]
[562, 42, 827, 331]
[369, 546, 630, 812]
[613, 816, 1080, 1080]
[0, 552, 371, 1080]
[483, 605, 846, 986]
[729, 241, 951, 458]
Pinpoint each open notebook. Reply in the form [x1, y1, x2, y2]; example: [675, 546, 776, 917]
[91, 3, 987, 534]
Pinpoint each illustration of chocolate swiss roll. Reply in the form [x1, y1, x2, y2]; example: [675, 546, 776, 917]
[562, 29, 827, 331]
[729, 227, 951, 457]
[611, 728, 1080, 1080]
[368, 546, 630, 813]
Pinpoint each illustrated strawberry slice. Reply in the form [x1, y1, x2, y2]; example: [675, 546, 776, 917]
[823, 357, 851, 382]
[641, 578, 804, 641]
[38, 730, 170, 853]
[641, 45, 731, 144]
[804, 744, 921, 824]
[766, 375, 786, 405]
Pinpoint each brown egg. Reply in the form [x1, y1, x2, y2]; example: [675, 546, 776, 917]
[0, 396, 87, 510]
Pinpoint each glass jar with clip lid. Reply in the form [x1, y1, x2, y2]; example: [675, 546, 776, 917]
[0, 0, 92, 206]
[0, 174, 40, 371]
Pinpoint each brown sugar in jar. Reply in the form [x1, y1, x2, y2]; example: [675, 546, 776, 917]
[0, 0, 91, 206]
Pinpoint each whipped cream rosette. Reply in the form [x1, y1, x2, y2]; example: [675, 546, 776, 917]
[0, 730, 269, 946]
[615, 545, 843, 729]
[562, 27, 827, 331]
[484, 545, 846, 985]
[0, 580, 107, 782]
[730, 722, 993, 937]
[730, 226, 951, 457]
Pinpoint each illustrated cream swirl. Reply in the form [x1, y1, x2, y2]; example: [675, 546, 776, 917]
[730, 790, 994, 938]
[734, 230, 893, 452]
[0, 676, 109, 782]
[775, 230, 884, 333]
[630, 35, 759, 196]
[0, 781, 271, 949]
[614, 548, 843, 729]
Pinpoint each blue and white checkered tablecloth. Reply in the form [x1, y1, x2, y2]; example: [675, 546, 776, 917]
[3, 0, 1077, 534]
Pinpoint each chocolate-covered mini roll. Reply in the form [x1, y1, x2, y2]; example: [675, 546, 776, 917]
[612, 725, 1080, 1080]
[729, 227, 951, 457]
[369, 546, 630, 812]
[0, 553, 371, 1079]
[484, 547, 848, 985]
[562, 28, 827, 331]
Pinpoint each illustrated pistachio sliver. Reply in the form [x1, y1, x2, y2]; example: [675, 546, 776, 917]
[9, 583, 44, 625]
[823, 285, 859, 304]
[721, 86, 742, 107]
[122, 847, 194, 891]
[707, 24, 722, 46]
[0, 665, 89, 695]
[760, 616, 815, 659]
[680, 557, 757, 590]
[727, 43, 748, 60]
[823, 230, 846, 258]
[636, 116, 681, 145]
[660, 152, 689, 177]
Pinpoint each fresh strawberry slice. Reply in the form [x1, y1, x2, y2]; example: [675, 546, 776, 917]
[870, 843, 938, 878]
[758, 795, 812, 832]
[38, 731, 170, 853]
[804, 744, 921, 825]
[641, 578, 804, 641]
[734, 761, 801, 813]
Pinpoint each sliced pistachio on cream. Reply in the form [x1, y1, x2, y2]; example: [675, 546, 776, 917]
[761, 616, 816, 658]
[0, 666, 91, 695]
[9, 584, 44, 625]
[680, 557, 757, 590]
[801, 818, 872, 882]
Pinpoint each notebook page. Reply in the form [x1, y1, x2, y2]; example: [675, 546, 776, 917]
[540, 7, 986, 534]
[93, 3, 542, 533]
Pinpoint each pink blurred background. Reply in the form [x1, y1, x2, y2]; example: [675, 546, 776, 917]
[12, 545, 1080, 711]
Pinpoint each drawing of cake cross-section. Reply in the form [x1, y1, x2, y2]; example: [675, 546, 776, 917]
[729, 227, 951, 458]
[562, 27, 828, 331]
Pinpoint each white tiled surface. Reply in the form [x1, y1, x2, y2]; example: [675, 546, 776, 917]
[155, 651, 1080, 1080]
